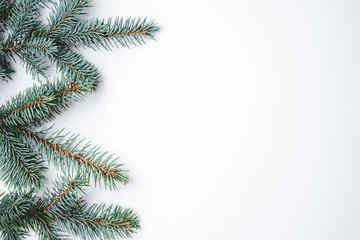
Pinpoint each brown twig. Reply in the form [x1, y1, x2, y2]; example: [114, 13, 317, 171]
[3, 82, 81, 119]
[51, 213, 132, 230]
[2, 45, 50, 52]
[57, 82, 81, 96]
[44, 181, 76, 212]
[19, 129, 119, 179]
[4, 98, 44, 117]
[106, 27, 149, 39]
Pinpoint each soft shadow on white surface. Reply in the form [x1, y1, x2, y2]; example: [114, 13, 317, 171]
[2, 0, 360, 239]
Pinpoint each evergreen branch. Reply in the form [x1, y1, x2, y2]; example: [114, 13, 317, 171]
[1, 37, 55, 80]
[3, 38, 57, 57]
[18, 128, 129, 189]
[20, 129, 118, 177]
[17, 52, 49, 79]
[43, 175, 88, 215]
[0, 93, 56, 126]
[3, 44, 51, 53]
[0, 227, 28, 240]
[56, 203, 139, 239]
[0, 0, 158, 237]
[57, 82, 81, 96]
[0, 75, 96, 126]
[55, 18, 106, 50]
[0, 190, 37, 231]
[7, 0, 47, 42]
[47, 0, 90, 37]
[0, 190, 65, 240]
[3, 98, 45, 118]
[44, 181, 77, 213]
[0, 129, 45, 189]
[0, 0, 14, 32]
[36, 221, 66, 240]
[57, 17, 159, 50]
[49, 47, 100, 81]
[0, 58, 15, 81]
[103, 17, 159, 48]
[0, 190, 31, 222]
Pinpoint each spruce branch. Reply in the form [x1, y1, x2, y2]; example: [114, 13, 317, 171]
[2, 37, 54, 80]
[43, 175, 88, 214]
[50, 47, 100, 81]
[58, 17, 160, 50]
[103, 17, 159, 48]
[0, 224, 29, 240]
[2, 37, 56, 55]
[17, 52, 50, 79]
[36, 221, 66, 240]
[56, 18, 107, 50]
[18, 127, 129, 189]
[0, 58, 15, 81]
[6, 0, 48, 42]
[0, 0, 14, 32]
[47, 0, 90, 37]
[0, 189, 66, 240]
[0, 0, 159, 238]
[0, 190, 36, 240]
[56, 203, 140, 240]
[0, 189, 34, 224]
[0, 129, 45, 189]
[0, 74, 96, 127]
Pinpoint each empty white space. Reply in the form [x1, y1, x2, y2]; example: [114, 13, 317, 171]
[1, 0, 360, 239]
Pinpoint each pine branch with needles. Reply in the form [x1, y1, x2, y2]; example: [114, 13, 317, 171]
[0, 0, 159, 239]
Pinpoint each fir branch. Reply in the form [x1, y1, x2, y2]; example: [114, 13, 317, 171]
[6, 0, 48, 42]
[3, 37, 57, 56]
[47, 0, 90, 37]
[103, 17, 159, 49]
[36, 221, 66, 240]
[0, 189, 35, 225]
[0, 191, 41, 240]
[0, 227, 28, 240]
[0, 58, 15, 81]
[57, 82, 81, 96]
[0, 0, 14, 32]
[43, 175, 88, 215]
[0, 75, 96, 126]
[0, 129, 45, 189]
[0, 93, 56, 126]
[18, 128, 129, 189]
[55, 203, 139, 240]
[57, 17, 159, 50]
[2, 37, 56, 79]
[44, 181, 77, 213]
[0, 0, 158, 237]
[17, 52, 49, 79]
[49, 47, 100, 81]
[3, 98, 45, 118]
[0, 190, 65, 240]
[55, 18, 106, 50]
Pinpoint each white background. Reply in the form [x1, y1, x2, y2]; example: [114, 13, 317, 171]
[1, 0, 360, 239]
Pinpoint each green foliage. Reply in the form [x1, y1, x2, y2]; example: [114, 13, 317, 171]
[60, 17, 159, 50]
[0, 74, 97, 127]
[0, 0, 159, 81]
[0, 175, 139, 240]
[0, 0, 159, 239]
[0, 128, 45, 189]
[18, 126, 129, 189]
[58, 203, 140, 240]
